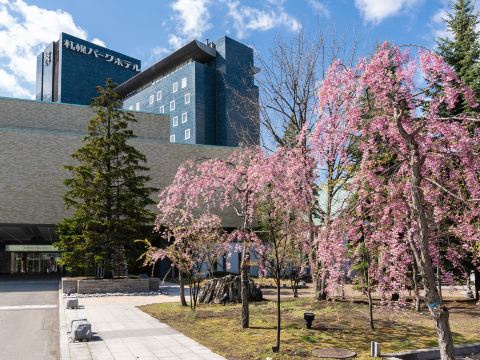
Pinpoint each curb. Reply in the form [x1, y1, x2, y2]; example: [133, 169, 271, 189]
[384, 342, 480, 360]
[58, 289, 71, 360]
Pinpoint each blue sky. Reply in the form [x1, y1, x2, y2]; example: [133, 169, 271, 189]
[0, 0, 458, 99]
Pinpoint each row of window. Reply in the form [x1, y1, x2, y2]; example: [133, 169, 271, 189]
[148, 77, 188, 105]
[130, 93, 190, 112]
[170, 128, 190, 142]
[159, 93, 190, 113]
[172, 112, 188, 127]
[152, 60, 192, 85]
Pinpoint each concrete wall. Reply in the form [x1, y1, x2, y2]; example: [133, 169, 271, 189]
[61, 277, 160, 294]
[0, 97, 237, 226]
[0, 97, 169, 141]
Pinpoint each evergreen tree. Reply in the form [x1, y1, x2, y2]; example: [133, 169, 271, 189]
[55, 79, 156, 276]
[437, 0, 480, 113]
[437, 0, 480, 301]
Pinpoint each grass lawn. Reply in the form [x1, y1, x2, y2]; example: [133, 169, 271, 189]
[140, 298, 479, 360]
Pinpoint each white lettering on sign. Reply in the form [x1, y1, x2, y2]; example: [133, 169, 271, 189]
[44, 51, 52, 66]
[63, 39, 140, 72]
[5, 244, 59, 252]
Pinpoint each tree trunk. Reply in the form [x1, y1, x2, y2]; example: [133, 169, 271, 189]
[240, 243, 250, 328]
[179, 271, 187, 307]
[437, 266, 443, 302]
[316, 272, 327, 300]
[273, 273, 281, 352]
[397, 116, 455, 360]
[313, 270, 321, 300]
[474, 268, 480, 302]
[308, 210, 322, 301]
[367, 286, 374, 330]
[408, 149, 455, 360]
[412, 260, 421, 312]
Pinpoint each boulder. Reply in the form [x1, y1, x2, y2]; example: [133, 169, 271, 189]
[199, 275, 263, 304]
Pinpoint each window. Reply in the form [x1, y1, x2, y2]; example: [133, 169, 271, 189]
[181, 77, 187, 88]
[184, 128, 191, 140]
[172, 116, 178, 127]
[135, 102, 140, 111]
[181, 112, 187, 123]
[170, 134, 175, 143]
[170, 100, 175, 111]
[128, 105, 133, 110]
[156, 90, 162, 101]
[149, 94, 154, 105]
[184, 93, 190, 104]
[173, 81, 178, 93]
[159, 105, 164, 114]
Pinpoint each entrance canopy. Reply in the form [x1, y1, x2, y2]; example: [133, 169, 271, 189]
[0, 224, 59, 274]
[0, 224, 57, 245]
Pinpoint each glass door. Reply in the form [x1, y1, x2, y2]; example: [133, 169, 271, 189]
[14, 253, 26, 273]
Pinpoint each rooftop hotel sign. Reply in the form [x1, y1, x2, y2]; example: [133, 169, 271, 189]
[63, 39, 140, 72]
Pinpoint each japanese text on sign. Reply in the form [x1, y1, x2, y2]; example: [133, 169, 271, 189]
[63, 39, 140, 72]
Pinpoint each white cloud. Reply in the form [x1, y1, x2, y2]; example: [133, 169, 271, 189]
[354, 0, 420, 24]
[91, 38, 106, 48]
[308, 0, 330, 18]
[225, 0, 301, 39]
[148, 0, 211, 63]
[169, 0, 211, 47]
[0, 68, 31, 97]
[0, 0, 105, 99]
[151, 46, 170, 58]
[168, 34, 184, 49]
[430, 8, 451, 40]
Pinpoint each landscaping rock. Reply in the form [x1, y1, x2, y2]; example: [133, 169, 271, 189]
[199, 275, 263, 304]
[71, 319, 92, 342]
[66, 297, 78, 309]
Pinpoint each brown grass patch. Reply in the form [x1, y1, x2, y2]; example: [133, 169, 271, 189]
[140, 298, 480, 360]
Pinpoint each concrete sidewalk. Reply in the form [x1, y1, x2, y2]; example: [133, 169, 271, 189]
[59, 284, 225, 360]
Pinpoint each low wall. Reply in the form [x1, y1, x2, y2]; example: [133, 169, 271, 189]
[385, 342, 480, 360]
[61, 277, 160, 294]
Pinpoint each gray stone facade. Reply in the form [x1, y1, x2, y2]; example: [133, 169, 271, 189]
[0, 97, 236, 227]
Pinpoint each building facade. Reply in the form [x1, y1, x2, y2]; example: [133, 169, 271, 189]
[2, 34, 260, 275]
[118, 36, 260, 147]
[0, 97, 238, 274]
[36, 33, 141, 105]
[36, 34, 259, 147]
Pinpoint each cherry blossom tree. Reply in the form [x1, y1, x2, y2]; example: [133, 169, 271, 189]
[154, 148, 269, 327]
[153, 214, 225, 310]
[154, 145, 315, 342]
[319, 43, 479, 359]
[135, 238, 158, 277]
[308, 60, 360, 300]
[253, 147, 315, 352]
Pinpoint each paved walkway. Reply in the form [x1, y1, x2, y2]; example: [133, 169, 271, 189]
[59, 284, 225, 360]
[0, 277, 59, 360]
